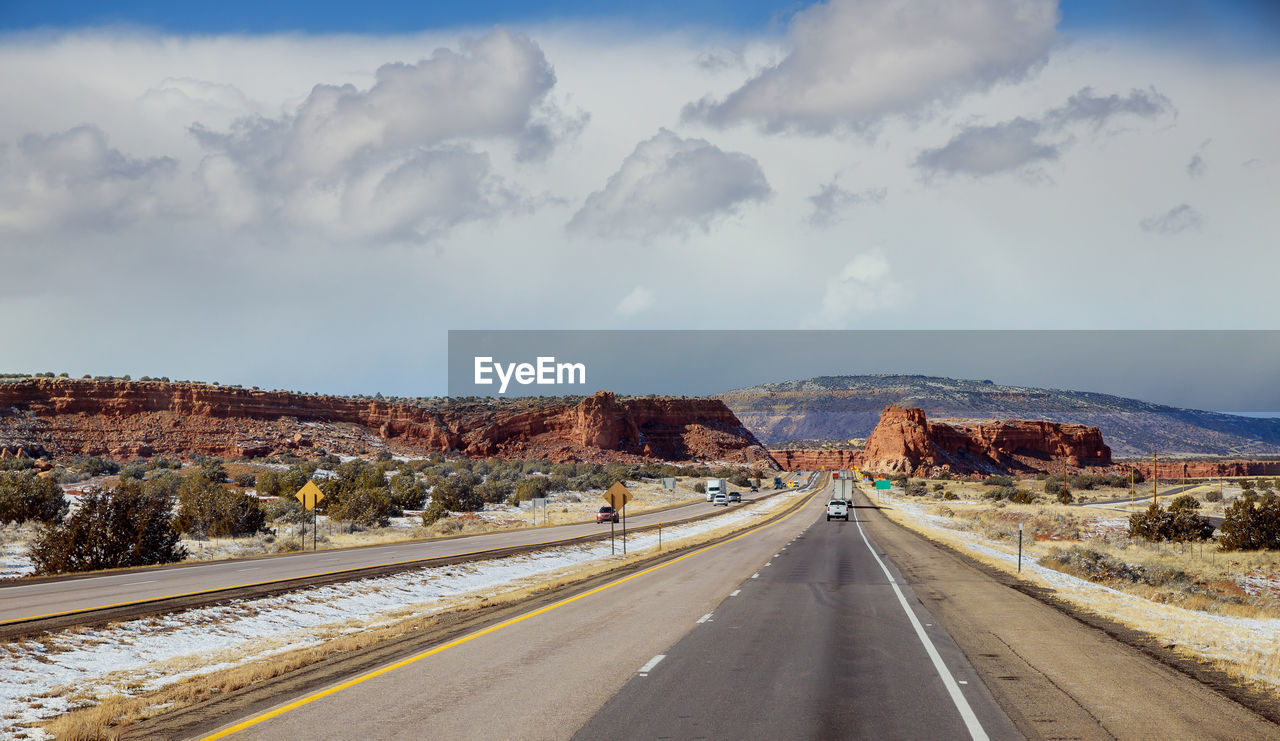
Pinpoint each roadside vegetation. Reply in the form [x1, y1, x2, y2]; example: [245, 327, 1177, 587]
[867, 473, 1280, 697]
[0, 452, 770, 576]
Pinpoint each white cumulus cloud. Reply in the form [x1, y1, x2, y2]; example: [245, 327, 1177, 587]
[568, 128, 771, 240]
[810, 251, 903, 326]
[0, 125, 178, 233]
[683, 0, 1059, 133]
[916, 87, 1172, 178]
[187, 29, 565, 241]
[616, 286, 655, 317]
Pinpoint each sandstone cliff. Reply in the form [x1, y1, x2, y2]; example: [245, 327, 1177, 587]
[772, 404, 1112, 476]
[0, 380, 775, 467]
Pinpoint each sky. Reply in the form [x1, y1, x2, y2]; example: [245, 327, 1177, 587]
[0, 1, 1277, 399]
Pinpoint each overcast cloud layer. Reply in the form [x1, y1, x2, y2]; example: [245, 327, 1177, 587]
[0, 1, 1277, 396]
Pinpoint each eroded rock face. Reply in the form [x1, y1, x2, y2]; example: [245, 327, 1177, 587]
[0, 380, 775, 467]
[1133, 460, 1280, 479]
[770, 449, 862, 472]
[773, 404, 1112, 476]
[861, 404, 1112, 476]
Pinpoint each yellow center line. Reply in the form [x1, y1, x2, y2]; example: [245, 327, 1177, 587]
[202, 489, 821, 739]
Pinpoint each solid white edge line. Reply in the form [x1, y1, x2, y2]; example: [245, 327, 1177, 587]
[638, 654, 666, 674]
[729, 589, 741, 596]
[854, 516, 989, 741]
[696, 613, 713, 624]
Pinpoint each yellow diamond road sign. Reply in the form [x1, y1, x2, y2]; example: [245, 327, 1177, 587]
[295, 480, 325, 510]
[603, 482, 632, 510]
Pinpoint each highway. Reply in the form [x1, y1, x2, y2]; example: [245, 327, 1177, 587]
[0, 476, 811, 626]
[190, 478, 1278, 740]
[574, 501, 1020, 740]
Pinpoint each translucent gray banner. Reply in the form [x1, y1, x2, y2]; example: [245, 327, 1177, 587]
[447, 330, 1280, 412]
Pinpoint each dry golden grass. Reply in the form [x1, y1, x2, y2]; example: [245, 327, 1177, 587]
[36, 493, 805, 739]
[867, 486, 1280, 697]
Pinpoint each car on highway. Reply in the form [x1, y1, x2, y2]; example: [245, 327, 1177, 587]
[826, 500, 849, 521]
[728, 491, 741, 503]
[712, 493, 728, 506]
[596, 505, 619, 523]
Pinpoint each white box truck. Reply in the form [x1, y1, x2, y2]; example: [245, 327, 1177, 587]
[706, 478, 727, 502]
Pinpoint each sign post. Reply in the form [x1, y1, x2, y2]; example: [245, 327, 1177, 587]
[295, 480, 325, 551]
[1018, 523, 1023, 573]
[603, 482, 633, 556]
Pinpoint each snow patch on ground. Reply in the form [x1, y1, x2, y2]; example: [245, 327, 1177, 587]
[0, 490, 804, 738]
[874, 491, 1280, 688]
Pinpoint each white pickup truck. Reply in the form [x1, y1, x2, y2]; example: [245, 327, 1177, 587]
[826, 500, 849, 521]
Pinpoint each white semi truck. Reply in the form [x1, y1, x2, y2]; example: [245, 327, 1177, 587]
[706, 478, 727, 502]
[831, 473, 855, 504]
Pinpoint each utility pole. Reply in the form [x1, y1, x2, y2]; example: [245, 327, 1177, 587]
[1152, 450, 1159, 506]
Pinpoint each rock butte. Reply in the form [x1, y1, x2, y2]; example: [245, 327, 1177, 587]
[0, 380, 775, 467]
[776, 404, 1113, 477]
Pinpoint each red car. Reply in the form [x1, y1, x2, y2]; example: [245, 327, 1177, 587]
[596, 505, 619, 523]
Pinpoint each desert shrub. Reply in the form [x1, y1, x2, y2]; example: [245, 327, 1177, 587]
[78, 457, 119, 477]
[146, 457, 181, 471]
[1068, 474, 1097, 491]
[1218, 493, 1280, 551]
[235, 473, 257, 488]
[421, 499, 450, 526]
[983, 486, 1014, 501]
[263, 496, 304, 523]
[1204, 489, 1223, 503]
[30, 482, 187, 574]
[119, 461, 147, 481]
[1056, 489, 1074, 504]
[512, 477, 552, 504]
[0, 458, 35, 471]
[942, 491, 958, 501]
[174, 474, 266, 537]
[1241, 479, 1256, 491]
[1009, 489, 1036, 504]
[1127, 501, 1214, 543]
[1042, 546, 1146, 583]
[983, 475, 1015, 487]
[198, 460, 227, 482]
[728, 473, 750, 487]
[478, 478, 514, 504]
[326, 488, 398, 527]
[693, 482, 706, 494]
[317, 459, 404, 524]
[256, 464, 318, 499]
[1044, 477, 1070, 497]
[389, 472, 426, 510]
[932, 483, 945, 492]
[903, 480, 927, 497]
[1042, 546, 1192, 589]
[431, 474, 484, 512]
[0, 471, 67, 524]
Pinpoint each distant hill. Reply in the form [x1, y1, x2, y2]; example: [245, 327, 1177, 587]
[716, 375, 1280, 458]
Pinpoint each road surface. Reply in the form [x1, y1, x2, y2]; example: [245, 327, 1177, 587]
[193, 479, 1277, 740]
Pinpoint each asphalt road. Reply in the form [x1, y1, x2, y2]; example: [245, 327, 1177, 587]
[201, 487, 829, 740]
[0, 476, 811, 625]
[194, 477, 1279, 741]
[574, 505, 1021, 740]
